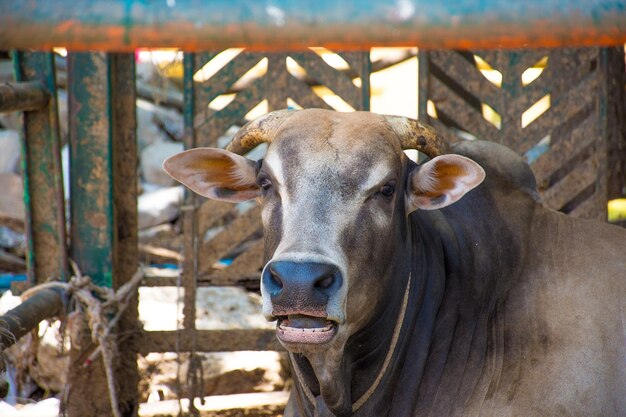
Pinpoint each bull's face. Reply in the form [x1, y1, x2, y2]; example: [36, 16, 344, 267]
[164, 110, 484, 357]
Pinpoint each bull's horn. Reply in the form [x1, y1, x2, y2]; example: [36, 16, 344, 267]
[383, 115, 449, 157]
[226, 109, 295, 155]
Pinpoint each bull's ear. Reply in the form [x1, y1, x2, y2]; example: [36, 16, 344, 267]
[162, 147, 259, 202]
[406, 154, 485, 212]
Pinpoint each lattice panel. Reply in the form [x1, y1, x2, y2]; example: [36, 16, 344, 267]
[192, 49, 370, 148]
[190, 49, 371, 286]
[419, 48, 610, 220]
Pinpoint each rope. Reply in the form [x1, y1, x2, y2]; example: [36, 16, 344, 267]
[290, 273, 412, 413]
[20, 261, 145, 417]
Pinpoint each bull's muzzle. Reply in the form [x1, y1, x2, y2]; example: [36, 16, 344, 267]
[262, 260, 343, 345]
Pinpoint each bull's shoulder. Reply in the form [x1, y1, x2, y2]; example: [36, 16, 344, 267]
[490, 211, 626, 416]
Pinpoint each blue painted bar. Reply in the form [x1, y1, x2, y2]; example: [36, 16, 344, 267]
[0, 0, 625, 50]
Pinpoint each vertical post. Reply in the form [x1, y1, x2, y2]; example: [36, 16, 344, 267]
[67, 51, 139, 417]
[110, 52, 140, 417]
[182, 52, 198, 338]
[417, 51, 429, 121]
[359, 52, 371, 111]
[12, 51, 68, 289]
[68, 52, 114, 287]
[602, 46, 626, 201]
[181, 52, 200, 411]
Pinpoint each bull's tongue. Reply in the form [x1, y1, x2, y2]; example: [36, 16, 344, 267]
[283, 314, 327, 329]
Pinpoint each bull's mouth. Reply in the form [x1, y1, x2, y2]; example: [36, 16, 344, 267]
[276, 314, 338, 344]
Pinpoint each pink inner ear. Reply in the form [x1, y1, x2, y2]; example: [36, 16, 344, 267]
[163, 147, 260, 202]
[409, 155, 485, 211]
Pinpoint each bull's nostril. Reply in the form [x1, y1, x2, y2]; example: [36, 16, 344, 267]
[270, 272, 284, 289]
[314, 274, 335, 289]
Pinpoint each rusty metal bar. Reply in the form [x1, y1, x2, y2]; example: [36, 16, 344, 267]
[1, 0, 626, 51]
[0, 288, 64, 351]
[12, 52, 69, 290]
[68, 52, 115, 288]
[66, 52, 140, 417]
[0, 81, 50, 113]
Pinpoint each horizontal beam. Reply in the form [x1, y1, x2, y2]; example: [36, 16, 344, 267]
[0, 81, 50, 113]
[0, 288, 64, 351]
[1, 0, 626, 51]
[139, 329, 282, 354]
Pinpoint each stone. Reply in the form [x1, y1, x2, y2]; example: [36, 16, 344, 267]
[137, 99, 183, 152]
[0, 398, 60, 417]
[140, 141, 184, 186]
[0, 130, 21, 174]
[137, 186, 184, 230]
[0, 227, 24, 250]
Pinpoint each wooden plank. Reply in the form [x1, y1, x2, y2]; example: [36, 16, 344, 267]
[194, 52, 219, 74]
[517, 71, 598, 153]
[541, 157, 598, 210]
[195, 52, 265, 108]
[182, 53, 198, 333]
[287, 75, 334, 110]
[198, 206, 262, 274]
[265, 54, 290, 110]
[109, 52, 140, 416]
[339, 51, 371, 110]
[195, 77, 265, 147]
[430, 75, 500, 142]
[139, 329, 282, 354]
[138, 392, 289, 417]
[291, 50, 363, 109]
[531, 111, 596, 184]
[429, 50, 501, 112]
[197, 199, 236, 236]
[568, 191, 604, 220]
[213, 239, 264, 281]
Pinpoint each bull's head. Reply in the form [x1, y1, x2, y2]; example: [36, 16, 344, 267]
[163, 109, 484, 414]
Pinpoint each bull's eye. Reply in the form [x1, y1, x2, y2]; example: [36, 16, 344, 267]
[258, 176, 273, 192]
[380, 183, 395, 198]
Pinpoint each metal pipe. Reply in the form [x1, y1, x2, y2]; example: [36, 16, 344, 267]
[1, 0, 626, 51]
[0, 288, 64, 351]
[0, 81, 50, 113]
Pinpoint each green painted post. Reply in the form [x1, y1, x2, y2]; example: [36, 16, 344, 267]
[68, 52, 114, 288]
[12, 51, 68, 289]
[66, 52, 139, 417]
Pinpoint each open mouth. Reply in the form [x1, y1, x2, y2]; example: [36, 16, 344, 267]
[276, 314, 338, 344]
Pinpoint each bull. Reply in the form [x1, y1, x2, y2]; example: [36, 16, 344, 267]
[164, 109, 625, 417]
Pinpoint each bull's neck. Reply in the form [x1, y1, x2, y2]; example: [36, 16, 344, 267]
[387, 196, 527, 415]
[289, 229, 419, 416]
